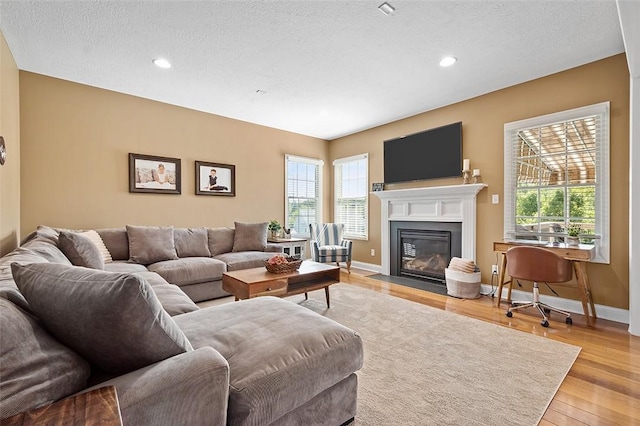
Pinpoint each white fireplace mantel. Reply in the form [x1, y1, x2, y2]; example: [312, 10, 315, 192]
[372, 184, 487, 275]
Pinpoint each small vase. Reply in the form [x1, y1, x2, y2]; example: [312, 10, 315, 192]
[566, 236, 580, 246]
[270, 230, 278, 239]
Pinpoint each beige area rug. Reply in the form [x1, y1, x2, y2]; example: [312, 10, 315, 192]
[288, 284, 582, 426]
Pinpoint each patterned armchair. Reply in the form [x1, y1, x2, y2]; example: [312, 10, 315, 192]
[309, 223, 352, 273]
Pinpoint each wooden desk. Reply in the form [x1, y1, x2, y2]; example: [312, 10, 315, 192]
[3, 386, 122, 425]
[493, 240, 597, 327]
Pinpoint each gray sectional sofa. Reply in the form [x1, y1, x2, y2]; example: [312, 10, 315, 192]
[0, 225, 364, 425]
[95, 222, 286, 302]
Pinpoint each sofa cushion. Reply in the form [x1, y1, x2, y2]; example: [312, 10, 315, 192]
[12, 263, 193, 375]
[96, 228, 129, 261]
[174, 297, 363, 425]
[127, 225, 179, 265]
[0, 246, 50, 280]
[148, 257, 226, 286]
[58, 231, 105, 270]
[208, 227, 235, 256]
[174, 227, 211, 258]
[20, 231, 72, 265]
[103, 261, 149, 274]
[0, 247, 51, 311]
[34, 224, 62, 245]
[0, 298, 91, 419]
[213, 251, 274, 271]
[135, 271, 200, 316]
[232, 222, 267, 252]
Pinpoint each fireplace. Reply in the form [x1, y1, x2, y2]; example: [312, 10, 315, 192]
[390, 221, 462, 284]
[372, 184, 486, 277]
[399, 230, 451, 282]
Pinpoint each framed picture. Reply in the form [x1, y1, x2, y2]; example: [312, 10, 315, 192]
[196, 161, 236, 196]
[129, 153, 181, 194]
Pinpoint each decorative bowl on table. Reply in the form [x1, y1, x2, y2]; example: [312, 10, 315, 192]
[264, 254, 302, 273]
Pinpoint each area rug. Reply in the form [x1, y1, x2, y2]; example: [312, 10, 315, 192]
[292, 284, 581, 426]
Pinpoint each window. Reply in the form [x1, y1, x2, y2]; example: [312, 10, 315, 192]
[285, 155, 323, 237]
[334, 153, 368, 240]
[504, 102, 610, 263]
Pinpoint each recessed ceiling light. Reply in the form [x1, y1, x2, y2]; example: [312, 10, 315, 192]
[378, 2, 395, 16]
[152, 58, 171, 69]
[439, 56, 457, 67]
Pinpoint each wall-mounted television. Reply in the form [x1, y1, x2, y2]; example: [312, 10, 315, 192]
[383, 121, 462, 184]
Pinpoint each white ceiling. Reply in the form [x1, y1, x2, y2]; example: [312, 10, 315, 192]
[0, 0, 628, 140]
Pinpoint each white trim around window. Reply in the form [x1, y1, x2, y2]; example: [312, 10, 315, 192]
[333, 153, 369, 240]
[285, 154, 324, 238]
[504, 102, 610, 263]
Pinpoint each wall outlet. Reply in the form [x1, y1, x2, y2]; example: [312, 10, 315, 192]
[491, 264, 498, 274]
[370, 248, 375, 256]
[492, 194, 500, 204]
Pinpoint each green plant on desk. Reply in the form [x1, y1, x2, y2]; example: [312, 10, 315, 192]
[566, 223, 581, 246]
[567, 223, 581, 237]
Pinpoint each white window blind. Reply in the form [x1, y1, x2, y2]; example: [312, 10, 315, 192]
[285, 154, 323, 237]
[334, 153, 368, 240]
[504, 102, 610, 263]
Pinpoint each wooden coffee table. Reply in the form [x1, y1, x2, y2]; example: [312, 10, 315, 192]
[222, 261, 340, 307]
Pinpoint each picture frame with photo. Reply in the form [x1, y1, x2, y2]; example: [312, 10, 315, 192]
[196, 161, 236, 196]
[129, 153, 181, 194]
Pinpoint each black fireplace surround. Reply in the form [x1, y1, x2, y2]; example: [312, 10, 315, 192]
[390, 221, 462, 284]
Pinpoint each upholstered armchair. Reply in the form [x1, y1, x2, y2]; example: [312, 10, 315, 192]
[309, 223, 352, 273]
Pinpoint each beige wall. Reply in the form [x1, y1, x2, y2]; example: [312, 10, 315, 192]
[0, 30, 20, 256]
[330, 54, 630, 309]
[18, 55, 630, 309]
[19, 72, 329, 236]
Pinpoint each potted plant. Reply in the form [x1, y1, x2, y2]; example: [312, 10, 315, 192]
[268, 219, 282, 239]
[566, 223, 581, 246]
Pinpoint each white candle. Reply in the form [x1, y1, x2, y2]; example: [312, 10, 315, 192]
[473, 169, 480, 176]
[463, 159, 470, 170]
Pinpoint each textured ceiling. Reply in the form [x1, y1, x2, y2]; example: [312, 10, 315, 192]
[0, 0, 627, 140]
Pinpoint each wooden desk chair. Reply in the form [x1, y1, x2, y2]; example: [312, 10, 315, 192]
[505, 246, 574, 327]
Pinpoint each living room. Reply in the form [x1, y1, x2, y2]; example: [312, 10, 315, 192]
[1, 1, 639, 425]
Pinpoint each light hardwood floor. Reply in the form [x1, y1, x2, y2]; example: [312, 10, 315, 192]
[341, 268, 639, 425]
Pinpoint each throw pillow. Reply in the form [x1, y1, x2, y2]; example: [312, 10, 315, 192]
[174, 227, 211, 258]
[232, 222, 267, 252]
[58, 231, 105, 270]
[0, 298, 91, 419]
[81, 230, 113, 263]
[126, 225, 178, 265]
[11, 263, 193, 375]
[208, 227, 235, 256]
[95, 228, 129, 261]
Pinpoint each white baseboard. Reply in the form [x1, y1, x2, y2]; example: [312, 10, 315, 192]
[481, 284, 630, 325]
[351, 260, 381, 274]
[346, 263, 629, 324]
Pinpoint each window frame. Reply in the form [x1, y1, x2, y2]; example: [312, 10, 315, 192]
[333, 153, 369, 240]
[285, 154, 323, 238]
[504, 102, 610, 263]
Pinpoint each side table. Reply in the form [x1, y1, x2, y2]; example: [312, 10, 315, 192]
[3, 386, 122, 425]
[267, 237, 308, 259]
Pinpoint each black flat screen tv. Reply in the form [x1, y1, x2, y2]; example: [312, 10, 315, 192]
[384, 121, 462, 184]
